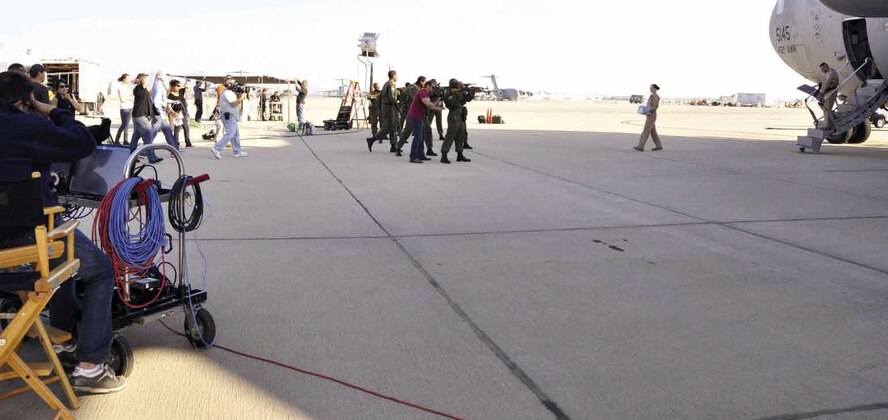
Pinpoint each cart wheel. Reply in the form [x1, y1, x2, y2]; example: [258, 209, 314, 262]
[109, 333, 134, 377]
[185, 307, 216, 349]
[0, 296, 22, 330]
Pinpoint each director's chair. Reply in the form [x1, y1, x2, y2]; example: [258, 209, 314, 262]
[0, 172, 80, 419]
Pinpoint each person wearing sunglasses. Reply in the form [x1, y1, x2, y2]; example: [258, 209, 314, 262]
[52, 82, 83, 115]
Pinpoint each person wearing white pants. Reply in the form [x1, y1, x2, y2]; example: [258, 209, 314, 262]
[212, 80, 247, 159]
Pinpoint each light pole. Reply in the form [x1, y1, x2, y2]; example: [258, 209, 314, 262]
[357, 32, 380, 90]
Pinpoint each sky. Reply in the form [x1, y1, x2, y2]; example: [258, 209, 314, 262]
[0, 0, 809, 100]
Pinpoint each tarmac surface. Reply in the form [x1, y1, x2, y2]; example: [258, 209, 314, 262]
[3, 100, 888, 419]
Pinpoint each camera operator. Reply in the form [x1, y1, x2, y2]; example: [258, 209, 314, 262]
[0, 70, 126, 394]
[211, 78, 247, 159]
[440, 79, 475, 163]
[365, 70, 400, 152]
[404, 78, 445, 163]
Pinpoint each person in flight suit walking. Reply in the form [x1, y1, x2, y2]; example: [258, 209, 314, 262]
[367, 83, 381, 137]
[366, 70, 400, 152]
[634, 84, 662, 152]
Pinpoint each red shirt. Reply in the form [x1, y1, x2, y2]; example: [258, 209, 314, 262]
[407, 89, 430, 119]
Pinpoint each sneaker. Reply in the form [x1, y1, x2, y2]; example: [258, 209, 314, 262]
[211, 149, 222, 159]
[233, 151, 248, 158]
[71, 364, 127, 394]
[53, 344, 78, 373]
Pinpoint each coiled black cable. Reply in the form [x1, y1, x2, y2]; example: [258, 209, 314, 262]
[169, 175, 204, 233]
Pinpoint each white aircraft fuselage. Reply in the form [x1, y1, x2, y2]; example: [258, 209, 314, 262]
[770, 0, 888, 96]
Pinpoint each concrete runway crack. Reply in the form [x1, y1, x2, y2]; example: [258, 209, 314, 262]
[297, 136, 572, 420]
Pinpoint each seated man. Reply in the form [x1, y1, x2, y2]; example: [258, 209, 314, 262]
[0, 71, 126, 393]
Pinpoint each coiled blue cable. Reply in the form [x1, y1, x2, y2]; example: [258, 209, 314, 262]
[108, 177, 166, 268]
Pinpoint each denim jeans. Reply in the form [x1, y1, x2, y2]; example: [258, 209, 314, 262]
[408, 116, 426, 161]
[153, 114, 180, 149]
[296, 103, 305, 126]
[213, 115, 241, 154]
[115, 108, 132, 144]
[174, 116, 192, 147]
[0, 228, 114, 365]
[130, 116, 160, 161]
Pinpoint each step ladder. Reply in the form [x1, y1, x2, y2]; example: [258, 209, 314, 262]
[797, 79, 888, 152]
[323, 81, 367, 131]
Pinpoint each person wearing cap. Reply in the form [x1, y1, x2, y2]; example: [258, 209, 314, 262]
[29, 64, 51, 105]
[634, 84, 663, 152]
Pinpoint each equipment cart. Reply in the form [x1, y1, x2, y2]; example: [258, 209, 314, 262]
[2, 144, 217, 378]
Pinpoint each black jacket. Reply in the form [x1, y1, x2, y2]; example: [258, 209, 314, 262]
[0, 99, 95, 206]
[132, 84, 156, 118]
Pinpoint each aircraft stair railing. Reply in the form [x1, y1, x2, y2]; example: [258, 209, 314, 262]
[797, 59, 888, 152]
[803, 60, 853, 125]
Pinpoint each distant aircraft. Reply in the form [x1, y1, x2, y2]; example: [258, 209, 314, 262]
[771, 0, 888, 150]
[480, 75, 520, 101]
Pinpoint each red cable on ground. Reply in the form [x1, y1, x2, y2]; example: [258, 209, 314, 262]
[159, 321, 463, 420]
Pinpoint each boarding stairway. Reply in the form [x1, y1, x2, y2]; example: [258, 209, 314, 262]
[797, 58, 888, 152]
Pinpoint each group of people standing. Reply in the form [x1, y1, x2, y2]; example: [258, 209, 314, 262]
[366, 70, 474, 164]
[113, 72, 190, 163]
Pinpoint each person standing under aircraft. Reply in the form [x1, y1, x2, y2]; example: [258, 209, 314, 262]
[817, 63, 840, 131]
[634, 84, 663, 152]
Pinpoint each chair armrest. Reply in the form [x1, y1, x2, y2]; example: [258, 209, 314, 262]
[34, 259, 80, 292]
[48, 220, 79, 241]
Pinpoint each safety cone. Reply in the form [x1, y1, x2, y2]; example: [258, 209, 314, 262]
[487, 108, 493, 124]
